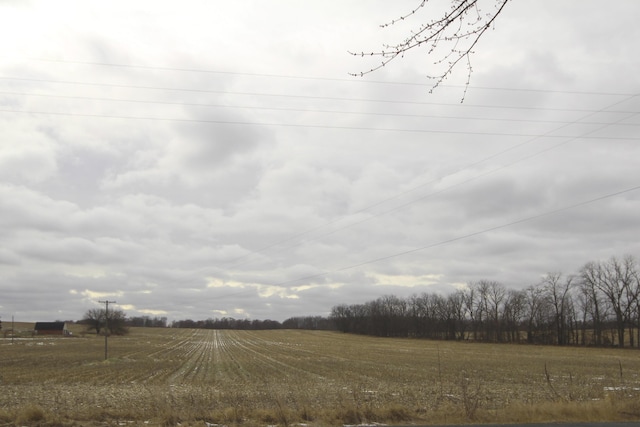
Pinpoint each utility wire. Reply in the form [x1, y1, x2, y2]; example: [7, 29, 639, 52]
[1, 76, 637, 114]
[0, 108, 636, 139]
[3, 90, 638, 127]
[205, 181, 640, 298]
[225, 94, 639, 268]
[271, 183, 640, 288]
[2, 66, 638, 292]
[20, 57, 640, 97]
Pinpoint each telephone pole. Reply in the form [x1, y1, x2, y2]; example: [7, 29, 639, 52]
[98, 300, 116, 360]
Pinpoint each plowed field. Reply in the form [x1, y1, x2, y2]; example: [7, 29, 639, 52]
[1, 328, 639, 426]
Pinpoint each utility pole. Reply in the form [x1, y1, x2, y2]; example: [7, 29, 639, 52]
[98, 300, 116, 360]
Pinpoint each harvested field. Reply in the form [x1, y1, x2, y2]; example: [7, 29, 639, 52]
[1, 327, 640, 426]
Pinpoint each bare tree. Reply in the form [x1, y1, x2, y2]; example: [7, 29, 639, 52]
[328, 255, 639, 347]
[350, 0, 511, 99]
[83, 308, 104, 335]
[580, 261, 607, 346]
[106, 309, 128, 336]
[486, 281, 506, 342]
[523, 285, 546, 344]
[82, 308, 129, 336]
[461, 285, 478, 340]
[591, 256, 640, 347]
[450, 289, 469, 340]
[330, 304, 353, 333]
[625, 261, 640, 347]
[634, 271, 640, 348]
[541, 272, 575, 345]
[472, 280, 491, 341]
[502, 289, 526, 343]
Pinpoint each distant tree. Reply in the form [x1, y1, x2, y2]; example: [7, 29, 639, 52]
[502, 289, 526, 343]
[330, 304, 352, 333]
[106, 309, 129, 335]
[328, 254, 639, 349]
[448, 290, 468, 340]
[127, 316, 167, 328]
[634, 275, 640, 348]
[350, 0, 511, 98]
[596, 256, 639, 347]
[579, 261, 608, 346]
[461, 285, 479, 340]
[283, 316, 334, 330]
[172, 319, 197, 328]
[542, 272, 575, 345]
[168, 317, 283, 330]
[483, 281, 506, 342]
[82, 308, 128, 336]
[472, 280, 491, 341]
[82, 308, 104, 335]
[523, 285, 549, 344]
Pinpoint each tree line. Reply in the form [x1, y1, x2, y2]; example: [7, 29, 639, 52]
[330, 255, 640, 348]
[170, 316, 333, 331]
[79, 308, 333, 334]
[77, 254, 640, 348]
[80, 309, 168, 335]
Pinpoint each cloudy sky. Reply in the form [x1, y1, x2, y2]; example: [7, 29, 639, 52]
[1, 1, 639, 323]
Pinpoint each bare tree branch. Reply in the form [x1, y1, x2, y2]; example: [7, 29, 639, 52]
[349, 0, 511, 100]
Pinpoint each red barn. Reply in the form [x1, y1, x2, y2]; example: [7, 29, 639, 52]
[34, 322, 69, 336]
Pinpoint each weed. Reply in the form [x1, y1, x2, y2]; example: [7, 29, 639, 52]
[15, 404, 46, 425]
[459, 370, 481, 420]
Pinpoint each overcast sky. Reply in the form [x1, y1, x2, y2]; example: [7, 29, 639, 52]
[1, 1, 639, 323]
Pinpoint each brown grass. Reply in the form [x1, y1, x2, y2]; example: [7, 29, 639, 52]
[1, 328, 639, 426]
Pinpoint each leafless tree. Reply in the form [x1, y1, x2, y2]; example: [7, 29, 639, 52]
[502, 289, 526, 343]
[82, 308, 128, 336]
[83, 308, 105, 335]
[446, 290, 467, 339]
[541, 272, 575, 345]
[634, 272, 640, 347]
[523, 285, 546, 344]
[472, 280, 491, 340]
[587, 256, 640, 347]
[486, 281, 506, 342]
[328, 254, 639, 346]
[580, 261, 608, 346]
[625, 261, 640, 347]
[350, 0, 511, 99]
[330, 304, 352, 333]
[461, 285, 478, 340]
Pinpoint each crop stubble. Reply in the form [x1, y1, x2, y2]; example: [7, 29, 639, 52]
[1, 328, 639, 425]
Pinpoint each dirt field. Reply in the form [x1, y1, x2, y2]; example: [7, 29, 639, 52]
[1, 327, 639, 426]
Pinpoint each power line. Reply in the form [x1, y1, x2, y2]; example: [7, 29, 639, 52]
[1, 108, 637, 139]
[2, 90, 639, 128]
[270, 183, 640, 288]
[1, 76, 638, 114]
[202, 180, 640, 299]
[2, 68, 638, 295]
[221, 93, 640, 269]
[20, 57, 640, 97]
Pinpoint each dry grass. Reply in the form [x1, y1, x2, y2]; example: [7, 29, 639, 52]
[1, 328, 639, 426]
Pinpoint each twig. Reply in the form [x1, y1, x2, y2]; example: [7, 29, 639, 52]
[437, 345, 443, 398]
[544, 362, 564, 401]
[619, 360, 624, 384]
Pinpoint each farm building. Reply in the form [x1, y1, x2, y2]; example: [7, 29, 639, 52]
[34, 322, 70, 336]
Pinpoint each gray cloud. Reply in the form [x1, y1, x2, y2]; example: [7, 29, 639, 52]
[1, 1, 639, 323]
